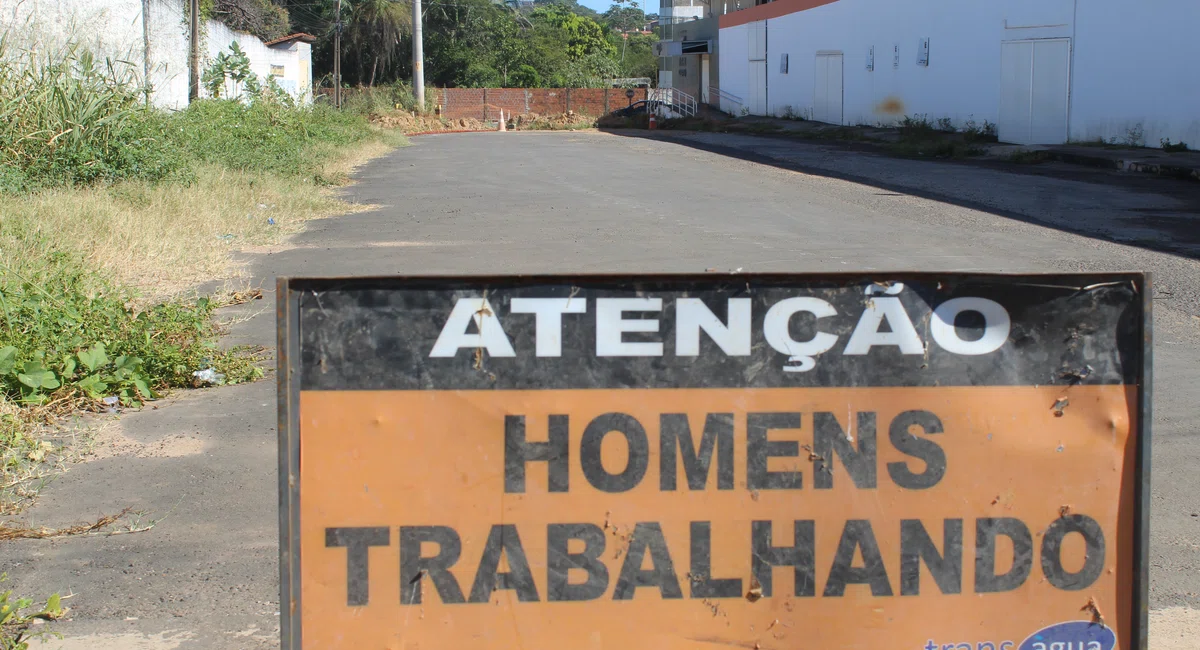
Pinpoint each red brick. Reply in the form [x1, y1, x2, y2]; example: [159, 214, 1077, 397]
[437, 88, 647, 120]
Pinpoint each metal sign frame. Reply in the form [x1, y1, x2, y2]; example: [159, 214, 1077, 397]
[276, 272, 1151, 650]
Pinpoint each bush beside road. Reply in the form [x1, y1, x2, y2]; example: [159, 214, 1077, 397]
[0, 43, 406, 647]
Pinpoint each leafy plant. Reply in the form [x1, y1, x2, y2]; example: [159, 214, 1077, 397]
[961, 116, 998, 143]
[898, 113, 935, 137]
[1123, 122, 1145, 147]
[202, 42, 261, 100]
[0, 576, 65, 650]
[0, 248, 261, 409]
[508, 65, 541, 88]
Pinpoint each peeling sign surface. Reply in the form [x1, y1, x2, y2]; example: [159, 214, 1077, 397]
[277, 273, 1150, 650]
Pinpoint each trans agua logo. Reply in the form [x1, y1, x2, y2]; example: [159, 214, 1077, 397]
[1018, 621, 1117, 650]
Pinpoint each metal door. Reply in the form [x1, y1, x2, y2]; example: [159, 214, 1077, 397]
[999, 39, 1070, 144]
[814, 52, 843, 124]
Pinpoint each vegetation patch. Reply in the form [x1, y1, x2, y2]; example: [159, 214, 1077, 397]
[1, 577, 66, 650]
[0, 39, 408, 646]
[885, 114, 989, 159]
[0, 42, 403, 510]
[1161, 138, 1189, 153]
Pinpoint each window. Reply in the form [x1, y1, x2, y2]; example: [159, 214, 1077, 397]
[271, 65, 286, 78]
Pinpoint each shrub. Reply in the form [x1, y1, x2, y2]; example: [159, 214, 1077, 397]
[0, 241, 260, 407]
[172, 100, 376, 178]
[1161, 138, 1189, 153]
[0, 43, 184, 192]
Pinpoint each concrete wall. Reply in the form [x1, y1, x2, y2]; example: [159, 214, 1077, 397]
[206, 22, 312, 103]
[1070, 3, 1200, 147]
[717, 0, 1200, 145]
[1, 0, 189, 108]
[659, 15, 719, 102]
[718, 23, 748, 114]
[1, 0, 313, 109]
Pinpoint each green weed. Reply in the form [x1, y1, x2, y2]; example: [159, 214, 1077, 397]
[172, 100, 379, 180]
[0, 244, 262, 408]
[898, 114, 936, 137]
[1006, 149, 1048, 164]
[0, 41, 185, 193]
[340, 82, 439, 115]
[0, 576, 65, 650]
[961, 117, 998, 143]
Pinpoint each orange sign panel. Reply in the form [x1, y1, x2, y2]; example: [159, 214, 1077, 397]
[277, 274, 1150, 650]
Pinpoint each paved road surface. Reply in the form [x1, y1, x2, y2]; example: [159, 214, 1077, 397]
[6, 131, 1199, 649]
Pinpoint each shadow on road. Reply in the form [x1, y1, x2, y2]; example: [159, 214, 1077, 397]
[602, 128, 1200, 262]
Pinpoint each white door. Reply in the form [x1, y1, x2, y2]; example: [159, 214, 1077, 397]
[701, 55, 710, 104]
[999, 39, 1070, 144]
[814, 53, 843, 124]
[747, 21, 767, 115]
[749, 61, 768, 114]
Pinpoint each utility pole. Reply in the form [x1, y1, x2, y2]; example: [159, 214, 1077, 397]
[413, 0, 424, 112]
[142, 0, 152, 105]
[334, 0, 343, 108]
[188, 0, 200, 102]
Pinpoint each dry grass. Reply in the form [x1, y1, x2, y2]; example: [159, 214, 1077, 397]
[0, 135, 399, 301]
[0, 507, 135, 541]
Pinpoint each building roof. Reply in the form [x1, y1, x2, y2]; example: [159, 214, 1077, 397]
[264, 33, 317, 47]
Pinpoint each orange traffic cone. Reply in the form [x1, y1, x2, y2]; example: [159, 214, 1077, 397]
[648, 113, 657, 130]
[499, 109, 506, 132]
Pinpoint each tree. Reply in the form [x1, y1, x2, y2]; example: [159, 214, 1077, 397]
[492, 14, 530, 86]
[283, 0, 631, 90]
[214, 0, 291, 41]
[602, 4, 645, 33]
[523, 0, 598, 19]
[556, 50, 620, 87]
[616, 31, 656, 80]
[345, 0, 412, 86]
[509, 64, 540, 87]
[530, 4, 615, 59]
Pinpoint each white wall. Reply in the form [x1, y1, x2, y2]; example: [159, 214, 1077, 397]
[1, 0, 190, 109]
[718, 0, 1200, 145]
[718, 23, 748, 114]
[205, 22, 312, 103]
[1, 0, 312, 109]
[1071, 3, 1200, 147]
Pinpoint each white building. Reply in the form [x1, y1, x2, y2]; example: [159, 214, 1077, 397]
[206, 24, 315, 104]
[718, 0, 1200, 145]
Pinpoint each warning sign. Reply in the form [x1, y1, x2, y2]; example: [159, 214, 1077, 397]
[276, 273, 1150, 650]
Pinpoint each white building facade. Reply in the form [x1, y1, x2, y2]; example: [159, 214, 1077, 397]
[718, 0, 1200, 145]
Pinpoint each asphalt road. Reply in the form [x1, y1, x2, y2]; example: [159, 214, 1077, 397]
[6, 131, 1199, 649]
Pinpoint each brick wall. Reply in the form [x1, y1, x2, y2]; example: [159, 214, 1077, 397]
[436, 88, 649, 120]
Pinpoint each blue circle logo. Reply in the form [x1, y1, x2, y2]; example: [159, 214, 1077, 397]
[1018, 621, 1117, 650]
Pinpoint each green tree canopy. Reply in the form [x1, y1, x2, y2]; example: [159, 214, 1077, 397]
[279, 0, 654, 89]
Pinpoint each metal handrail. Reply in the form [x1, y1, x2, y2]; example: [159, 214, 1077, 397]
[708, 86, 742, 105]
[649, 87, 698, 118]
[708, 86, 743, 113]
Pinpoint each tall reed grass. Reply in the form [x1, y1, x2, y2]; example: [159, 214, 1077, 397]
[0, 39, 182, 192]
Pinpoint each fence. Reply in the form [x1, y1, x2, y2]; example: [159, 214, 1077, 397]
[436, 88, 649, 120]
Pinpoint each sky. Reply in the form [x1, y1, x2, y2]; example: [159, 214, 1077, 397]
[577, 0, 657, 15]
